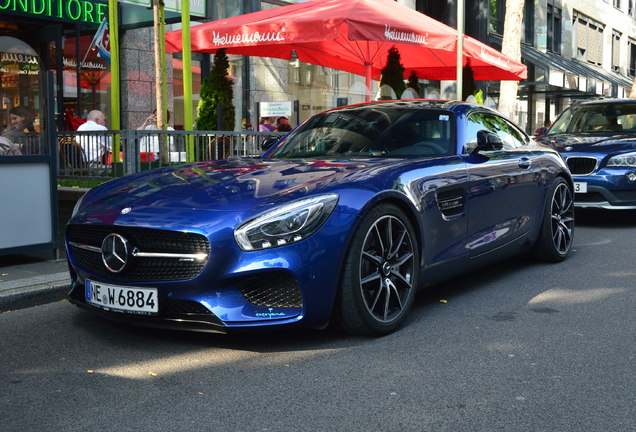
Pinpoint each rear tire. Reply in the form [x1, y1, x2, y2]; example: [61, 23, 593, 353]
[533, 177, 574, 262]
[335, 204, 418, 336]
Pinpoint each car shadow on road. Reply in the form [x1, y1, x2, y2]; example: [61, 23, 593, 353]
[575, 208, 636, 228]
[69, 254, 536, 352]
[70, 305, 365, 353]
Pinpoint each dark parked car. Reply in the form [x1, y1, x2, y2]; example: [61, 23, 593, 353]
[536, 98, 636, 209]
[66, 100, 574, 336]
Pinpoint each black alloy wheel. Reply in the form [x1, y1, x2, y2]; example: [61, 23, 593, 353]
[551, 180, 575, 255]
[336, 204, 418, 336]
[534, 177, 574, 262]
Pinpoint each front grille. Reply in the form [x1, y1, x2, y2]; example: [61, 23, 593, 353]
[575, 192, 605, 202]
[164, 299, 214, 315]
[66, 224, 210, 282]
[238, 273, 302, 308]
[566, 157, 598, 175]
[613, 190, 636, 201]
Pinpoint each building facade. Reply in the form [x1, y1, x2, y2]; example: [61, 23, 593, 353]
[161, 0, 636, 133]
[487, 0, 636, 131]
[0, 0, 634, 137]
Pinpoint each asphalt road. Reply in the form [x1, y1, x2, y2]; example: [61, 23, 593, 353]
[1, 209, 634, 432]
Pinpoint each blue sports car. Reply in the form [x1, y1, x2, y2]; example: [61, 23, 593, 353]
[66, 100, 574, 336]
[536, 98, 636, 209]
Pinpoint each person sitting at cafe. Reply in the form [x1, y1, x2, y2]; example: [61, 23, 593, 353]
[138, 109, 175, 161]
[2, 106, 37, 153]
[259, 116, 276, 132]
[77, 110, 111, 163]
[275, 116, 292, 132]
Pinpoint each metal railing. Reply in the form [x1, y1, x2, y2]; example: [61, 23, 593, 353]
[56, 129, 285, 179]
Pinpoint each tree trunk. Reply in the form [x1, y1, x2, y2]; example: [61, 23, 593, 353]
[153, 0, 169, 164]
[498, 0, 525, 119]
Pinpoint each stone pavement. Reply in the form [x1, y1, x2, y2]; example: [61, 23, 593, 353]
[0, 250, 71, 312]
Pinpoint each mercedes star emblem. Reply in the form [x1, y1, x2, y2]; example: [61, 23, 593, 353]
[101, 233, 129, 273]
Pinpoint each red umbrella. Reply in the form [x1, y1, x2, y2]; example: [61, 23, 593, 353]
[165, 0, 526, 100]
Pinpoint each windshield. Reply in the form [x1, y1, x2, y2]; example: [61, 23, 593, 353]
[549, 103, 636, 134]
[268, 107, 455, 159]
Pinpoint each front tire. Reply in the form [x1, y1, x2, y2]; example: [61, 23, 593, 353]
[335, 204, 419, 336]
[533, 177, 574, 262]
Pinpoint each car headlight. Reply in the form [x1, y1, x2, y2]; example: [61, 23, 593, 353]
[607, 152, 636, 167]
[234, 194, 339, 251]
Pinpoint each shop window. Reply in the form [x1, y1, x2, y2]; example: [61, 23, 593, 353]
[613, 0, 622, 9]
[0, 36, 46, 156]
[59, 34, 111, 130]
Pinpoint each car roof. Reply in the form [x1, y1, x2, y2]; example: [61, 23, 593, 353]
[570, 98, 636, 107]
[324, 99, 499, 116]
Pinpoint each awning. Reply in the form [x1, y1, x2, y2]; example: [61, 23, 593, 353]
[519, 43, 632, 95]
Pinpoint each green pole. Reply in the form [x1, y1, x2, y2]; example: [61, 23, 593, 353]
[109, 0, 121, 162]
[159, 2, 167, 130]
[181, 0, 194, 163]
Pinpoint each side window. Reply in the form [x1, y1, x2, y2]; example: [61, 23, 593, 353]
[496, 118, 527, 149]
[464, 115, 486, 153]
[465, 112, 527, 152]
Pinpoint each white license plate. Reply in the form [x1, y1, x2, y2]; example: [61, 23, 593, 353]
[85, 280, 158, 315]
[573, 182, 587, 193]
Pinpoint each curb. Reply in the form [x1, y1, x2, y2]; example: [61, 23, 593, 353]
[0, 282, 71, 312]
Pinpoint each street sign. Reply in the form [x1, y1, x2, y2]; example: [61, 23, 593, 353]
[260, 101, 292, 117]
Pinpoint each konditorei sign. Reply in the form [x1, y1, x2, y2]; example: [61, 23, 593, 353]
[0, 0, 107, 25]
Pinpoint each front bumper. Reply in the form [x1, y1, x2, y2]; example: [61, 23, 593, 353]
[68, 282, 230, 333]
[573, 184, 636, 209]
[65, 209, 357, 332]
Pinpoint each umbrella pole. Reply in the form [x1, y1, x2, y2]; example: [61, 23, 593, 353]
[365, 63, 372, 102]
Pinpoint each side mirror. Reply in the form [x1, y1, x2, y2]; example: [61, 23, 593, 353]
[261, 136, 279, 151]
[472, 130, 504, 153]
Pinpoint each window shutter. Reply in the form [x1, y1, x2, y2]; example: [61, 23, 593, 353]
[577, 19, 587, 50]
[588, 24, 597, 64]
[613, 33, 620, 71]
[595, 27, 604, 65]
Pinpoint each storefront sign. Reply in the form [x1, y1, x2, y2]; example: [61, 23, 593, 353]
[260, 101, 292, 117]
[0, 0, 108, 25]
[62, 57, 108, 71]
[0, 52, 40, 75]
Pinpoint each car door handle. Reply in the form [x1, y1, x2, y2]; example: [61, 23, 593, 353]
[518, 157, 531, 169]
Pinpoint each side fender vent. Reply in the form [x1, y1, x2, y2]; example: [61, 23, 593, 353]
[436, 189, 465, 217]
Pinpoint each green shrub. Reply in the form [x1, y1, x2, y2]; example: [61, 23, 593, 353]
[380, 47, 406, 99]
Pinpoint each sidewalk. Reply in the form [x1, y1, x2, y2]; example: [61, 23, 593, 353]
[0, 250, 71, 312]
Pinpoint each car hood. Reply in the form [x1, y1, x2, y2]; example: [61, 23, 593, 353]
[74, 158, 402, 226]
[539, 133, 636, 154]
